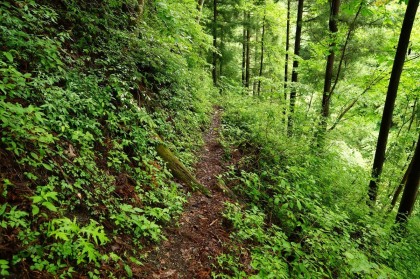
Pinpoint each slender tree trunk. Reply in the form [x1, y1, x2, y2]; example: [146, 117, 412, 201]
[319, 0, 341, 140]
[219, 27, 224, 77]
[368, 0, 419, 204]
[329, 1, 363, 96]
[283, 0, 291, 124]
[396, 132, 420, 223]
[284, 0, 291, 96]
[390, 155, 414, 211]
[306, 91, 315, 116]
[287, 0, 304, 136]
[407, 98, 418, 132]
[212, 0, 218, 86]
[197, 0, 205, 23]
[388, 100, 418, 211]
[257, 11, 266, 96]
[245, 12, 251, 89]
[253, 25, 260, 96]
[242, 12, 247, 87]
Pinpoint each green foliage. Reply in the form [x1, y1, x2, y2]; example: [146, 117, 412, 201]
[0, 0, 213, 277]
[47, 218, 108, 265]
[1, 0, 418, 277]
[159, 0, 420, 276]
[31, 185, 59, 215]
[0, 203, 29, 229]
[110, 203, 163, 242]
[0, 259, 10, 277]
[215, 92, 420, 278]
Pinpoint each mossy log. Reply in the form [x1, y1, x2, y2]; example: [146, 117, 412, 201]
[156, 143, 211, 198]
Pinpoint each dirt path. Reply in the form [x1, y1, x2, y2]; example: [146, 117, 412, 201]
[141, 107, 231, 278]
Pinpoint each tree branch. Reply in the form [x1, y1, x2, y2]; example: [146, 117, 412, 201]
[328, 70, 387, 131]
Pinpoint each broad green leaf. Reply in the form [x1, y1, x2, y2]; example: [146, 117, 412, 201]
[44, 191, 58, 201]
[31, 196, 43, 203]
[42, 201, 57, 212]
[3, 52, 13, 62]
[124, 264, 133, 278]
[129, 257, 143, 266]
[32, 205, 39, 216]
[42, 163, 53, 171]
[0, 203, 7, 215]
[296, 200, 302, 211]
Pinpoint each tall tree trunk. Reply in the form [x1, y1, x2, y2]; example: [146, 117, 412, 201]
[287, 0, 304, 136]
[212, 0, 218, 86]
[396, 132, 420, 223]
[368, 0, 419, 204]
[245, 12, 251, 89]
[319, 0, 340, 140]
[284, 0, 291, 95]
[257, 10, 266, 96]
[242, 12, 247, 87]
[220, 27, 224, 77]
[253, 25, 260, 96]
[283, 0, 291, 121]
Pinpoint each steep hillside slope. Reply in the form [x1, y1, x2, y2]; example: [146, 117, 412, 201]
[0, 0, 213, 277]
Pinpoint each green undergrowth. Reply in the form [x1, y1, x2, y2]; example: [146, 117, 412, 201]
[214, 92, 420, 278]
[0, 0, 213, 277]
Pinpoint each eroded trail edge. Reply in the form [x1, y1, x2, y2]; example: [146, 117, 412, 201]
[142, 107, 231, 278]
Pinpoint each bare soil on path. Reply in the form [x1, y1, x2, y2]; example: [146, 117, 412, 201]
[141, 107, 232, 279]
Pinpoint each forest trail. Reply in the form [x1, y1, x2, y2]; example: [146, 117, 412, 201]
[141, 107, 232, 278]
